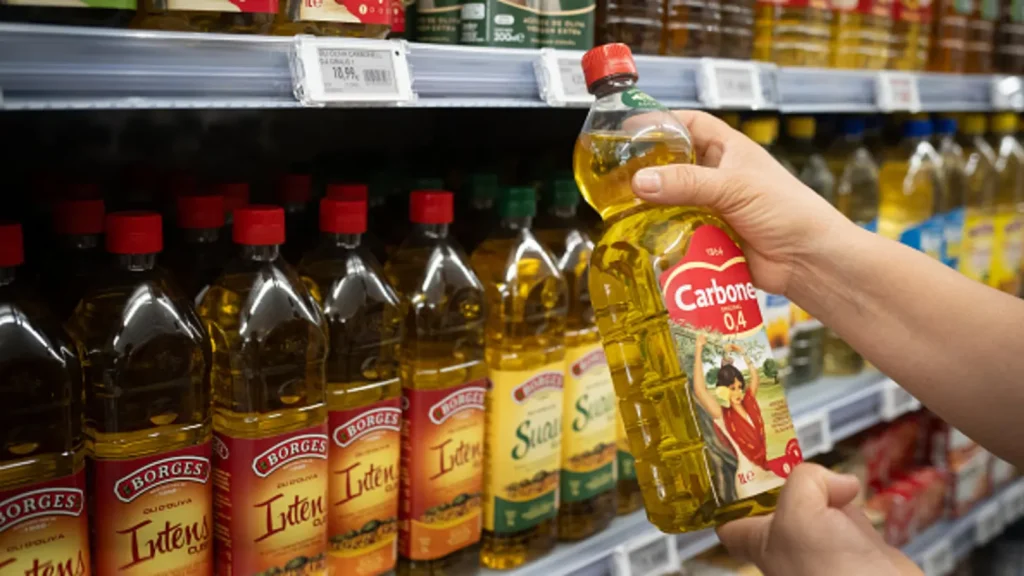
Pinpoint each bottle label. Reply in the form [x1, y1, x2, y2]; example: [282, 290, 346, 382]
[3, 0, 133, 7]
[980, 0, 999, 19]
[953, 0, 973, 15]
[560, 343, 617, 504]
[300, 0, 390, 23]
[943, 207, 966, 269]
[92, 443, 213, 575]
[213, 425, 329, 575]
[538, 0, 596, 50]
[390, 0, 406, 31]
[659, 225, 802, 503]
[894, 0, 933, 22]
[615, 412, 636, 482]
[328, 399, 400, 575]
[892, 216, 945, 260]
[483, 363, 564, 534]
[459, 0, 540, 47]
[960, 213, 995, 283]
[411, 0, 460, 43]
[164, 0, 277, 13]
[399, 380, 485, 560]
[621, 88, 668, 111]
[862, 218, 878, 233]
[989, 210, 1024, 294]
[0, 469, 90, 575]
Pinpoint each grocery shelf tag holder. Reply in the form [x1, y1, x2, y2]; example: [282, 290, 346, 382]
[991, 76, 1024, 111]
[876, 72, 921, 112]
[1000, 480, 1024, 523]
[611, 530, 678, 576]
[697, 58, 768, 109]
[919, 539, 954, 576]
[535, 49, 593, 107]
[290, 36, 414, 107]
[793, 411, 832, 458]
[880, 378, 921, 421]
[973, 500, 1005, 545]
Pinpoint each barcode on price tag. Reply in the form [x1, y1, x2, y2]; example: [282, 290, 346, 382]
[291, 36, 414, 106]
[697, 58, 765, 109]
[921, 541, 954, 576]
[876, 72, 921, 112]
[626, 535, 675, 576]
[794, 412, 831, 458]
[534, 48, 593, 107]
[881, 379, 918, 421]
[974, 500, 1004, 545]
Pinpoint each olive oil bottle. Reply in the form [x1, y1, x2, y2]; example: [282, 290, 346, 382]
[166, 194, 229, 305]
[299, 198, 402, 576]
[198, 206, 330, 576]
[472, 186, 567, 568]
[455, 171, 500, 254]
[536, 178, 618, 541]
[46, 198, 105, 320]
[957, 114, 998, 285]
[0, 223, 91, 575]
[988, 112, 1024, 294]
[385, 191, 486, 576]
[69, 212, 214, 575]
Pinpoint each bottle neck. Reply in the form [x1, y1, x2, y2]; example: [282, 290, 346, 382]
[322, 232, 362, 248]
[0, 266, 15, 287]
[501, 216, 532, 230]
[592, 75, 638, 99]
[58, 234, 100, 252]
[471, 197, 494, 211]
[181, 228, 221, 245]
[548, 204, 577, 219]
[116, 253, 157, 272]
[241, 244, 281, 262]
[415, 223, 450, 239]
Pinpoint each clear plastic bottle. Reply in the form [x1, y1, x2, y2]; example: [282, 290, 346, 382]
[929, 0, 972, 72]
[326, 183, 389, 264]
[455, 171, 500, 254]
[721, 0, 756, 58]
[996, 0, 1024, 74]
[535, 178, 618, 542]
[69, 212, 214, 575]
[664, 0, 722, 57]
[753, 0, 832, 66]
[166, 194, 229, 305]
[878, 119, 946, 260]
[272, 0, 391, 36]
[988, 113, 1024, 294]
[742, 116, 797, 174]
[957, 114, 998, 284]
[298, 198, 402, 576]
[45, 198, 105, 320]
[967, 0, 999, 72]
[198, 206, 329, 576]
[934, 116, 968, 269]
[596, 0, 666, 55]
[385, 191, 486, 576]
[576, 43, 803, 533]
[890, 0, 933, 69]
[0, 223, 91, 575]
[277, 173, 315, 264]
[831, 0, 893, 69]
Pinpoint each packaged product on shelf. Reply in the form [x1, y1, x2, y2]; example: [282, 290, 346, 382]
[576, 43, 803, 533]
[721, 0, 756, 59]
[929, 0, 972, 72]
[472, 186, 567, 568]
[384, 190, 486, 576]
[167, 194, 229, 305]
[46, 198, 105, 320]
[890, 0, 932, 69]
[0, 0, 134, 27]
[878, 118, 946, 260]
[272, 0, 392, 36]
[849, 415, 925, 492]
[987, 112, 1024, 295]
[536, 178, 618, 541]
[299, 198, 402, 576]
[614, 412, 643, 515]
[865, 467, 946, 547]
[830, 0, 893, 69]
[752, 0, 832, 66]
[455, 171, 500, 254]
[539, 0, 596, 49]
[460, 0, 539, 47]
[935, 117, 968, 269]
[967, 0, 999, 72]
[69, 212, 214, 575]
[414, 0, 460, 42]
[594, 0, 665, 55]
[957, 114, 998, 284]
[0, 223, 92, 575]
[133, 0, 276, 33]
[277, 172, 315, 263]
[198, 206, 330, 575]
[663, 0, 722, 57]
[995, 0, 1024, 74]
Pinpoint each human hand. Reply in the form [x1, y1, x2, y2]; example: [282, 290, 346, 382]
[716, 463, 922, 576]
[631, 111, 854, 297]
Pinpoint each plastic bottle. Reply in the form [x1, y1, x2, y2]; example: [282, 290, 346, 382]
[167, 194, 229, 305]
[576, 44, 803, 533]
[664, 0, 722, 57]
[198, 206, 329, 575]
[272, 0, 391, 36]
[890, 0, 933, 69]
[298, 198, 402, 576]
[928, 0, 971, 72]
[934, 117, 968, 269]
[0, 223, 91, 575]
[996, 0, 1024, 73]
[742, 116, 797, 174]
[45, 198, 105, 320]
[326, 183, 389, 264]
[967, 0, 999, 72]
[865, 115, 888, 161]
[0, 0, 134, 27]
[384, 190, 486, 576]
[957, 114, 998, 284]
[831, 0, 893, 69]
[721, 0, 756, 58]
[133, 0, 275, 33]
[988, 113, 1024, 294]
[218, 181, 251, 227]
[277, 173, 315, 264]
[753, 0, 832, 66]
[595, 0, 665, 55]
[878, 119, 946, 260]
[68, 212, 214, 575]
[613, 414, 642, 515]
[455, 171, 500, 254]
[535, 178, 618, 542]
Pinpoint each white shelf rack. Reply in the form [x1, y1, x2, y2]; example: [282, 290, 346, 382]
[0, 22, 1020, 111]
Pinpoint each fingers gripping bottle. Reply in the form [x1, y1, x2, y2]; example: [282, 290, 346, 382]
[575, 44, 803, 533]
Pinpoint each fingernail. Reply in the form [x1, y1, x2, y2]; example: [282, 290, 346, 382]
[633, 169, 662, 194]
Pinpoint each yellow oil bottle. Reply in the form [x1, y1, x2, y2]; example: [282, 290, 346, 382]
[988, 112, 1024, 294]
[69, 212, 214, 575]
[878, 119, 946, 259]
[929, 0, 971, 72]
[272, 0, 391, 36]
[967, 0, 999, 72]
[166, 194, 229, 305]
[472, 186, 567, 567]
[753, 0, 832, 66]
[535, 178, 618, 541]
[614, 412, 642, 515]
[385, 191, 486, 576]
[831, 0, 893, 69]
[455, 171, 500, 254]
[299, 198, 402, 576]
[934, 117, 968, 269]
[0, 223, 91, 575]
[576, 43, 802, 533]
[957, 114, 998, 284]
[890, 0, 933, 69]
[198, 206, 329, 575]
[663, 0, 722, 57]
[46, 198, 105, 319]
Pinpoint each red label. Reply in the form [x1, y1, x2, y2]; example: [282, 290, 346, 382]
[0, 469, 90, 575]
[339, 0, 390, 23]
[832, 0, 894, 15]
[391, 0, 405, 32]
[213, 424, 329, 576]
[328, 399, 401, 576]
[92, 443, 213, 575]
[227, 0, 278, 13]
[893, 0, 932, 22]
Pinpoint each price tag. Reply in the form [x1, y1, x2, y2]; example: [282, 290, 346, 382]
[612, 533, 677, 576]
[974, 500, 1004, 545]
[291, 36, 414, 106]
[697, 58, 766, 109]
[534, 48, 593, 107]
[920, 540, 955, 576]
[992, 75, 1024, 111]
[881, 379, 919, 421]
[1000, 481, 1024, 522]
[876, 72, 921, 112]
[794, 412, 832, 458]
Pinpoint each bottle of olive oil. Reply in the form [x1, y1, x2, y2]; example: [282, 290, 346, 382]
[471, 186, 567, 569]
[988, 112, 1024, 294]
[385, 190, 486, 576]
[957, 114, 998, 284]
[536, 178, 618, 541]
[299, 198, 402, 576]
[878, 119, 946, 260]
[69, 212, 214, 575]
[0, 222, 91, 575]
[198, 206, 330, 576]
[614, 414, 642, 515]
[46, 198, 105, 319]
[166, 194, 229, 305]
[455, 171, 500, 254]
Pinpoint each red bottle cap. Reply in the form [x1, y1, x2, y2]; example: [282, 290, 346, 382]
[320, 198, 367, 234]
[326, 183, 369, 202]
[106, 212, 163, 255]
[233, 205, 285, 246]
[277, 173, 312, 204]
[177, 195, 225, 230]
[217, 182, 250, 218]
[54, 199, 105, 236]
[409, 190, 453, 224]
[581, 43, 637, 90]
[0, 222, 24, 268]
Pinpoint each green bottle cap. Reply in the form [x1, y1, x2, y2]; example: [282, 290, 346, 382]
[465, 172, 499, 200]
[549, 178, 580, 208]
[499, 186, 536, 219]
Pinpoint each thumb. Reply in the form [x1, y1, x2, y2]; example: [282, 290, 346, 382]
[776, 463, 862, 517]
[715, 515, 771, 564]
[632, 164, 751, 215]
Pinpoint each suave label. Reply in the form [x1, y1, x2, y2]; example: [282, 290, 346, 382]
[484, 364, 563, 534]
[0, 468, 90, 575]
[213, 425, 328, 575]
[92, 443, 213, 575]
[659, 225, 802, 502]
[959, 212, 995, 283]
[560, 343, 617, 504]
[300, 0, 391, 22]
[399, 380, 485, 561]
[989, 210, 1024, 294]
[328, 399, 401, 575]
[615, 410, 636, 482]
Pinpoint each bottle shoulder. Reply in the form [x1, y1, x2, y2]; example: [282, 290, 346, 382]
[385, 237, 484, 300]
[0, 284, 80, 369]
[471, 228, 567, 288]
[299, 247, 401, 319]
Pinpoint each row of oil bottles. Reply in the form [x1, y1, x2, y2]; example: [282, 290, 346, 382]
[732, 110, 1024, 388]
[0, 175, 649, 575]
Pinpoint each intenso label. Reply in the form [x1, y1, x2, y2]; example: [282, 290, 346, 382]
[0, 469, 90, 575]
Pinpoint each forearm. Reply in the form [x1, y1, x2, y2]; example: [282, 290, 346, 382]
[788, 223, 1024, 466]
